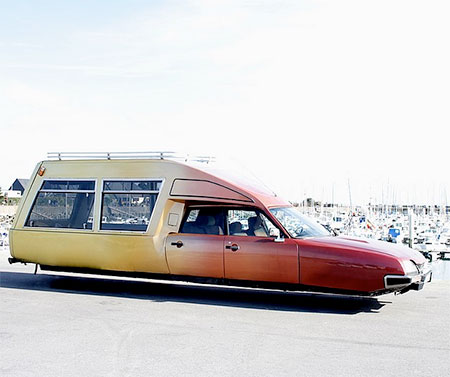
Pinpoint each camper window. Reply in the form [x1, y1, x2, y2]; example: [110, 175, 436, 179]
[100, 180, 162, 232]
[26, 180, 95, 229]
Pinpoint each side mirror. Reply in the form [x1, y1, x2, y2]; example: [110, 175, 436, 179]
[270, 228, 285, 243]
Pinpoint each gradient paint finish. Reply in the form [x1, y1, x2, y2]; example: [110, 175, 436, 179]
[170, 179, 253, 202]
[10, 159, 184, 274]
[10, 158, 429, 295]
[166, 234, 224, 278]
[10, 158, 264, 275]
[224, 236, 298, 283]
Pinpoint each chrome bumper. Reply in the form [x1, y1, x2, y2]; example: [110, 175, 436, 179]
[384, 266, 432, 293]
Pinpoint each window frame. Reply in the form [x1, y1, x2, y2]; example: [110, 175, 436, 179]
[179, 205, 283, 238]
[99, 178, 164, 234]
[179, 206, 227, 236]
[25, 178, 97, 231]
[225, 207, 279, 238]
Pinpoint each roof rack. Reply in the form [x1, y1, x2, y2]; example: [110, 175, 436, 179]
[47, 151, 215, 164]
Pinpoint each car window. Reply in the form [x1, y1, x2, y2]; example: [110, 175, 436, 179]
[26, 180, 95, 230]
[180, 208, 225, 235]
[227, 209, 277, 237]
[100, 180, 161, 232]
[270, 206, 330, 238]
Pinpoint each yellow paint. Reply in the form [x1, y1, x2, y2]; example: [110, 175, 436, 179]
[10, 158, 263, 275]
[10, 229, 169, 273]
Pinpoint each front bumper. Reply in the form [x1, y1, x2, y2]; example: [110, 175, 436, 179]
[384, 266, 432, 293]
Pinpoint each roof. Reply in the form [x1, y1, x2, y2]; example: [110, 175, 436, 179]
[9, 179, 29, 191]
[40, 154, 290, 209]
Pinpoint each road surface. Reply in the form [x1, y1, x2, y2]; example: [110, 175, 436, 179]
[1, 247, 449, 377]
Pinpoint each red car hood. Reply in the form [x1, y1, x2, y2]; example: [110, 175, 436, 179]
[304, 236, 426, 263]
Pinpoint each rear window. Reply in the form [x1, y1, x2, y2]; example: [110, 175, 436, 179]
[100, 180, 162, 232]
[26, 180, 95, 230]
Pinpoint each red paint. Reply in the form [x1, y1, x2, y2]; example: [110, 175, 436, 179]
[224, 236, 298, 283]
[297, 236, 425, 292]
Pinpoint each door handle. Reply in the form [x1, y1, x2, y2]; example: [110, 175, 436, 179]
[225, 243, 240, 252]
[171, 241, 183, 248]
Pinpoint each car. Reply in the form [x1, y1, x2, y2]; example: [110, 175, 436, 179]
[8, 152, 431, 296]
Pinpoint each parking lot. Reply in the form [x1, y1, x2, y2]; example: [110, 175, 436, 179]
[1, 247, 449, 377]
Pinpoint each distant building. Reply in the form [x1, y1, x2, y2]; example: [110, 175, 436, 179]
[5, 190, 21, 199]
[9, 179, 29, 195]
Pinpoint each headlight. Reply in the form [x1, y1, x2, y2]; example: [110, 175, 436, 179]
[401, 260, 418, 275]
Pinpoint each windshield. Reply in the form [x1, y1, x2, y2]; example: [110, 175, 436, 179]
[270, 207, 330, 238]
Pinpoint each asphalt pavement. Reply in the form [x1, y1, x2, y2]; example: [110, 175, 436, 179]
[1, 246, 449, 377]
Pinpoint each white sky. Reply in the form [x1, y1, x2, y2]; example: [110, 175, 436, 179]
[1, 0, 449, 205]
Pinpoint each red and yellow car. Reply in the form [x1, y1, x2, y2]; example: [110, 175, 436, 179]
[9, 152, 431, 296]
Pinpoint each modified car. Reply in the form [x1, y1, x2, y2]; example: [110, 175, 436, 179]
[8, 152, 431, 296]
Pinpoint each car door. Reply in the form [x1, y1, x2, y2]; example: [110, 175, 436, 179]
[224, 208, 299, 284]
[166, 207, 225, 278]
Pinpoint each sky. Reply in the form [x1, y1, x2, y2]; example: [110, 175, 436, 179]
[0, 0, 449, 206]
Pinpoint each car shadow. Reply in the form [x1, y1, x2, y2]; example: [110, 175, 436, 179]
[0, 270, 389, 314]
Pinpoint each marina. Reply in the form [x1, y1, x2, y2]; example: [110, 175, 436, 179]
[295, 204, 450, 262]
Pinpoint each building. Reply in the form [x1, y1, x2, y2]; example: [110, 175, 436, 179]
[9, 179, 29, 195]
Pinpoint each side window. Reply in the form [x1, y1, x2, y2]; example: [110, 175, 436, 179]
[100, 180, 162, 232]
[180, 208, 224, 235]
[26, 180, 95, 229]
[227, 209, 277, 237]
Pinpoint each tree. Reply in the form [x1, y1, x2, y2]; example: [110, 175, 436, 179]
[0, 188, 5, 204]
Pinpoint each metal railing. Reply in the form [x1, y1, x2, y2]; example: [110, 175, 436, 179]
[47, 151, 215, 163]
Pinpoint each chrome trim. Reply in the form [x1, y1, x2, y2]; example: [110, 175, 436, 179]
[47, 151, 215, 164]
[384, 265, 432, 290]
[384, 275, 412, 290]
[419, 265, 433, 283]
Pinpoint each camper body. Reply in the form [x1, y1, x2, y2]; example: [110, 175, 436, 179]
[9, 154, 431, 296]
